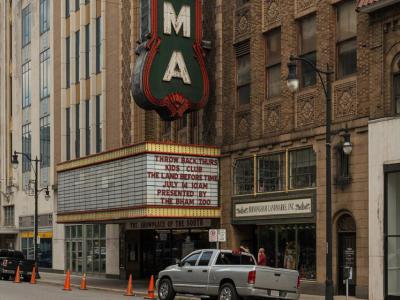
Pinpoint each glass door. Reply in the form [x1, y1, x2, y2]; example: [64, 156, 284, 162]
[386, 170, 400, 299]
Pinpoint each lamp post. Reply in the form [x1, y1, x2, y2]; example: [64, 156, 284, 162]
[11, 151, 50, 267]
[287, 55, 334, 300]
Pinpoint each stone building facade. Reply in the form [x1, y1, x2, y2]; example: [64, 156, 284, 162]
[0, 0, 61, 269]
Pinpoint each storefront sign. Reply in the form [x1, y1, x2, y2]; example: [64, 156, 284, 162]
[128, 219, 212, 230]
[132, 0, 209, 120]
[235, 198, 312, 218]
[20, 231, 53, 238]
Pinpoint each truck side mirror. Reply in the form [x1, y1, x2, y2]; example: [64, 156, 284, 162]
[176, 259, 183, 267]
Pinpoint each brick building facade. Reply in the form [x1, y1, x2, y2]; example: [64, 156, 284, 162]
[217, 0, 372, 297]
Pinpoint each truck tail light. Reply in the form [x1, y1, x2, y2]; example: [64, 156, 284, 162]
[248, 270, 256, 284]
[2, 259, 7, 267]
[296, 276, 301, 289]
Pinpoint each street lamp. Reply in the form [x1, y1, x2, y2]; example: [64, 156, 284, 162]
[287, 55, 334, 300]
[12, 151, 50, 268]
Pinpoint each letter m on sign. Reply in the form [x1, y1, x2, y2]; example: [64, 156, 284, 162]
[163, 2, 191, 38]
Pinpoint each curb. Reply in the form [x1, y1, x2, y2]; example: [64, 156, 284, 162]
[38, 279, 148, 296]
[38, 279, 198, 299]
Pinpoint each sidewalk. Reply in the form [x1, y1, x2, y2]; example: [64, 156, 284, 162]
[38, 272, 364, 300]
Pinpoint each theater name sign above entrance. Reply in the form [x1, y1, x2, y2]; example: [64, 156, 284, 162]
[132, 0, 210, 120]
[56, 142, 220, 223]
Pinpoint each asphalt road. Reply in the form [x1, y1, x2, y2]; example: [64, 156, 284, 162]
[0, 280, 143, 300]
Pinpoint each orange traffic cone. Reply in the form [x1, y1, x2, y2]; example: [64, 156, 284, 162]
[80, 273, 87, 290]
[63, 270, 72, 291]
[145, 275, 156, 299]
[30, 266, 37, 284]
[14, 266, 21, 283]
[125, 274, 134, 296]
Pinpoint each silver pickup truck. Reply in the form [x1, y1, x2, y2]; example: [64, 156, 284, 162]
[156, 249, 300, 300]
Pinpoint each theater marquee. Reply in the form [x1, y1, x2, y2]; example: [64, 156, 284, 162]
[132, 0, 209, 120]
[56, 142, 220, 223]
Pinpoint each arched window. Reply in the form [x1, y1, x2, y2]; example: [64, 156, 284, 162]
[392, 55, 400, 114]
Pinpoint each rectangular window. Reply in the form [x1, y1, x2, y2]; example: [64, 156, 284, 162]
[95, 96, 102, 153]
[394, 74, 400, 114]
[289, 148, 316, 189]
[386, 169, 400, 297]
[75, 0, 80, 11]
[40, 0, 50, 34]
[85, 0, 90, 4]
[337, 1, 357, 78]
[22, 61, 31, 108]
[76, 104, 80, 158]
[258, 224, 316, 280]
[4, 206, 15, 226]
[266, 28, 281, 98]
[22, 124, 32, 174]
[66, 37, 70, 88]
[258, 153, 286, 192]
[96, 17, 101, 73]
[66, 0, 70, 17]
[234, 158, 254, 195]
[85, 100, 90, 155]
[76, 31, 80, 83]
[40, 49, 50, 99]
[85, 24, 90, 79]
[22, 5, 31, 47]
[237, 0, 249, 6]
[299, 15, 316, 87]
[66, 108, 71, 160]
[237, 53, 251, 105]
[40, 116, 50, 169]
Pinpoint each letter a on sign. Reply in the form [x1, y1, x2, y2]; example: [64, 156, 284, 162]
[163, 51, 192, 84]
[132, 0, 210, 120]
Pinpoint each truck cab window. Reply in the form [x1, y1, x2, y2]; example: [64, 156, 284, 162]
[198, 251, 213, 266]
[182, 252, 201, 266]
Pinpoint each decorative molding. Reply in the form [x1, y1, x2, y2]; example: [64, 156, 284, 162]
[57, 207, 221, 223]
[121, 0, 132, 146]
[234, 6, 251, 42]
[236, 111, 251, 139]
[296, 91, 316, 128]
[264, 103, 281, 133]
[57, 142, 221, 172]
[262, 0, 281, 32]
[333, 79, 357, 120]
[294, 0, 316, 17]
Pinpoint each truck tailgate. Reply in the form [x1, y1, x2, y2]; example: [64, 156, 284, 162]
[254, 266, 298, 292]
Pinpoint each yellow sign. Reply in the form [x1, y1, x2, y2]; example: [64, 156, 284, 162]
[20, 231, 53, 239]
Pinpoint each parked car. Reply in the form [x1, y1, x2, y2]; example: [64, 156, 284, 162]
[0, 249, 36, 281]
[156, 249, 300, 300]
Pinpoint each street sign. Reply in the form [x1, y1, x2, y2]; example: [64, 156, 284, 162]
[217, 229, 226, 242]
[209, 229, 226, 242]
[209, 229, 218, 242]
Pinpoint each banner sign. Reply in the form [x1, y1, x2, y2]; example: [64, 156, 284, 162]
[235, 198, 312, 218]
[128, 218, 212, 230]
[132, 0, 209, 120]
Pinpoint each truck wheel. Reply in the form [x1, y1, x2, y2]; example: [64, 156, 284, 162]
[2, 275, 10, 281]
[158, 278, 176, 300]
[23, 276, 31, 282]
[219, 283, 239, 300]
